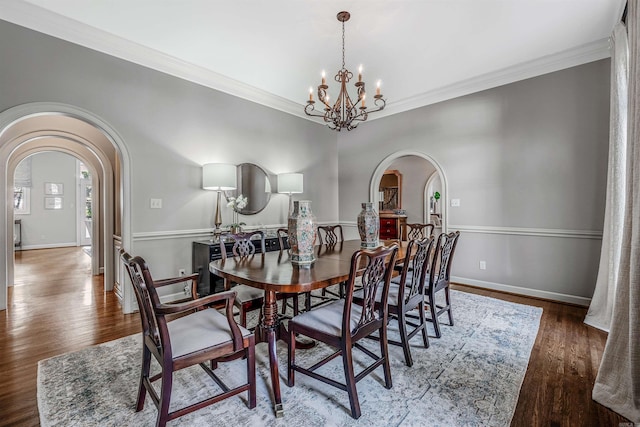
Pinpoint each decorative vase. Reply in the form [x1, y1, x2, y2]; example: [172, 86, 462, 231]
[357, 202, 379, 248]
[288, 200, 317, 266]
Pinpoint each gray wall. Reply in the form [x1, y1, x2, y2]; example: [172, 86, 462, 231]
[0, 19, 611, 304]
[16, 152, 77, 248]
[0, 20, 336, 282]
[338, 60, 610, 302]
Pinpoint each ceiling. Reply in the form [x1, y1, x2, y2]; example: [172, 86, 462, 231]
[1, 0, 626, 124]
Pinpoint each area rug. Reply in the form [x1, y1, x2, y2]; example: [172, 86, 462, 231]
[37, 290, 542, 427]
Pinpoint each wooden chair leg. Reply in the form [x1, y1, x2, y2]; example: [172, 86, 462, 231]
[305, 292, 311, 312]
[397, 311, 413, 367]
[157, 370, 173, 427]
[379, 324, 393, 390]
[136, 346, 152, 411]
[428, 290, 442, 338]
[418, 301, 430, 348]
[247, 338, 257, 409]
[293, 296, 299, 315]
[240, 307, 248, 328]
[342, 344, 361, 419]
[445, 287, 454, 326]
[287, 326, 296, 387]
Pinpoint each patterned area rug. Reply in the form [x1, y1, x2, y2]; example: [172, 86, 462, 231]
[37, 290, 542, 427]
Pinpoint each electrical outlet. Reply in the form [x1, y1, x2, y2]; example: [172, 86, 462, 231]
[451, 198, 461, 207]
[150, 198, 162, 209]
[183, 284, 191, 296]
[479, 261, 486, 270]
[178, 268, 186, 276]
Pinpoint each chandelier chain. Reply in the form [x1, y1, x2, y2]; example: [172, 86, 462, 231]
[342, 20, 346, 71]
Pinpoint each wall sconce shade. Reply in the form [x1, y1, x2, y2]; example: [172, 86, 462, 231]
[277, 173, 304, 194]
[203, 163, 237, 191]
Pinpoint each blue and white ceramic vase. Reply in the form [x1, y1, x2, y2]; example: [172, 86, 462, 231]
[357, 202, 379, 248]
[288, 200, 317, 266]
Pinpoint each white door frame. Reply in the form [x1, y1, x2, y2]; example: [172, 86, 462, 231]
[369, 149, 448, 234]
[0, 102, 133, 313]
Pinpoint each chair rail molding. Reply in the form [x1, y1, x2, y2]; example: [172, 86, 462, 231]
[450, 225, 603, 240]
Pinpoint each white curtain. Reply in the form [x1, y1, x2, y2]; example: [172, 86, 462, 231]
[584, 22, 629, 332]
[592, 1, 640, 422]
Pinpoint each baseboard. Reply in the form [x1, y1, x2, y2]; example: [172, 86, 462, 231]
[19, 242, 77, 250]
[451, 276, 591, 307]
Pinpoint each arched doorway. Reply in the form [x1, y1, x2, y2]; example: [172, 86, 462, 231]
[0, 103, 133, 313]
[369, 149, 448, 233]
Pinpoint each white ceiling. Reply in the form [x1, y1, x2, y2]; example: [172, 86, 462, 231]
[1, 0, 626, 123]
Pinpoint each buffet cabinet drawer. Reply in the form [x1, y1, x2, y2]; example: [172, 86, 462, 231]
[380, 217, 398, 240]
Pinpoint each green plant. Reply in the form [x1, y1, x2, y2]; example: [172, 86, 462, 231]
[434, 191, 440, 200]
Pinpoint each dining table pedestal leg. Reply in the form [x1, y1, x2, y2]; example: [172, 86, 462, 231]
[257, 290, 285, 418]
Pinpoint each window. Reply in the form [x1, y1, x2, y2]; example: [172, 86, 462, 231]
[14, 186, 30, 215]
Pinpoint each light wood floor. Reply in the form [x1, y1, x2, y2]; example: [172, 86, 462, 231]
[0, 247, 628, 426]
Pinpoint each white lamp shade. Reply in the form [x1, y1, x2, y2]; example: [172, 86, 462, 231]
[277, 173, 303, 194]
[202, 163, 237, 191]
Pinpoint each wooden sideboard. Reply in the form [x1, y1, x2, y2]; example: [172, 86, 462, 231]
[379, 214, 407, 240]
[192, 234, 289, 296]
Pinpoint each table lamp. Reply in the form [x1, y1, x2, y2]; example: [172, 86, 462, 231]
[203, 163, 237, 235]
[277, 173, 303, 216]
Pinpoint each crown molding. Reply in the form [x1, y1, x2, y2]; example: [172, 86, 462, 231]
[1, 0, 611, 124]
[377, 37, 612, 120]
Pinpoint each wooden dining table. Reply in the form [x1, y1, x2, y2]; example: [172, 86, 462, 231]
[209, 239, 409, 417]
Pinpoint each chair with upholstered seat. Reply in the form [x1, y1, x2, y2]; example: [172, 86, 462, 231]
[121, 250, 256, 427]
[287, 244, 399, 419]
[425, 231, 460, 338]
[354, 236, 434, 366]
[317, 224, 346, 299]
[220, 230, 267, 328]
[402, 223, 435, 241]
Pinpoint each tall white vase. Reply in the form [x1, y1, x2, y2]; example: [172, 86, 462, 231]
[288, 200, 317, 266]
[357, 202, 379, 248]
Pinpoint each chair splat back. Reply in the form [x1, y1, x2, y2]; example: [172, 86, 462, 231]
[404, 237, 433, 302]
[404, 223, 435, 240]
[317, 225, 344, 246]
[352, 252, 391, 332]
[122, 252, 163, 347]
[222, 230, 266, 259]
[431, 231, 460, 286]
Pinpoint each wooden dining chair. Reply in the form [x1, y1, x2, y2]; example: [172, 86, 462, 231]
[317, 224, 347, 299]
[425, 231, 460, 338]
[220, 230, 267, 328]
[120, 250, 256, 427]
[402, 223, 435, 240]
[287, 244, 399, 419]
[317, 224, 344, 246]
[355, 236, 435, 366]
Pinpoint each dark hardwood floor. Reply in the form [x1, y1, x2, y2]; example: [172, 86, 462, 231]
[0, 247, 628, 426]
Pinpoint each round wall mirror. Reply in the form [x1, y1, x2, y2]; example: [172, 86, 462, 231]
[228, 163, 272, 215]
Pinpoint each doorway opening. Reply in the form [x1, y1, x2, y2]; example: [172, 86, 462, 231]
[369, 150, 448, 233]
[0, 102, 133, 313]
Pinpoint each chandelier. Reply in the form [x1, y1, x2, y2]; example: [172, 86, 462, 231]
[304, 11, 386, 131]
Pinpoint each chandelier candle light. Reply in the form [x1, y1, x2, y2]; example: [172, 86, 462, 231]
[305, 11, 386, 131]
